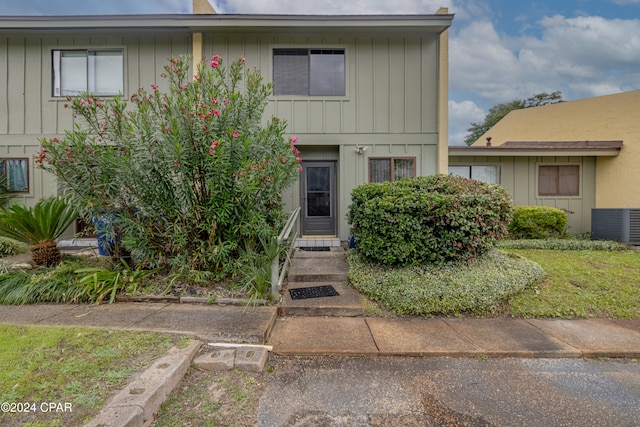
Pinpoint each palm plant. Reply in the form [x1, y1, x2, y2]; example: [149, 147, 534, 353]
[0, 197, 78, 266]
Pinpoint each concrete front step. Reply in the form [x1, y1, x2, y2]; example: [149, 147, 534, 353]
[280, 281, 364, 317]
[287, 255, 349, 282]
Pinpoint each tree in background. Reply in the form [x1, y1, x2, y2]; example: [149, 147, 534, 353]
[464, 91, 563, 146]
[38, 55, 301, 280]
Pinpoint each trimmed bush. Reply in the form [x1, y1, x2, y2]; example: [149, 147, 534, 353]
[347, 249, 545, 316]
[347, 174, 513, 266]
[508, 206, 568, 239]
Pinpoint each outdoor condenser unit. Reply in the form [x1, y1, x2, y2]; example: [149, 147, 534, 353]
[591, 208, 640, 246]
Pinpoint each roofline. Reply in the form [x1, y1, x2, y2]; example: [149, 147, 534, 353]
[0, 13, 454, 31]
[449, 141, 622, 157]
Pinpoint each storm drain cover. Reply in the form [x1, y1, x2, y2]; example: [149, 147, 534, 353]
[289, 285, 339, 300]
[298, 247, 331, 252]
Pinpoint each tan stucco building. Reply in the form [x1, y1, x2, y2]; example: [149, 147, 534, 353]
[450, 89, 640, 234]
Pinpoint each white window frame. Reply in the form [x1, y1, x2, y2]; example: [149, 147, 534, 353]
[52, 49, 124, 97]
[449, 165, 501, 184]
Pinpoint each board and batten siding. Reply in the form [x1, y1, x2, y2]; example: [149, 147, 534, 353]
[449, 155, 596, 234]
[204, 33, 440, 136]
[0, 32, 191, 204]
[204, 33, 441, 239]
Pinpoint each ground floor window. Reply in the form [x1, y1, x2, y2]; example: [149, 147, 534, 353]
[538, 165, 579, 196]
[369, 158, 416, 182]
[0, 159, 29, 192]
[449, 165, 500, 184]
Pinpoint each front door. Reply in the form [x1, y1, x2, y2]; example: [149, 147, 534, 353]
[301, 161, 337, 236]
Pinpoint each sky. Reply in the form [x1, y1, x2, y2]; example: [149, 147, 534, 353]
[2, 0, 640, 145]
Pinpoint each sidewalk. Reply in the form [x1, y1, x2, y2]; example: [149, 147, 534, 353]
[2, 302, 640, 359]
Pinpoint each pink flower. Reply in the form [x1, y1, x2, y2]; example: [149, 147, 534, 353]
[88, 98, 94, 104]
[296, 157, 302, 163]
[212, 98, 218, 105]
[223, 99, 229, 105]
[280, 156, 287, 163]
[150, 84, 158, 91]
[299, 166, 303, 173]
[232, 131, 239, 138]
[290, 136, 298, 144]
[212, 54, 222, 61]
[163, 125, 169, 132]
[173, 162, 179, 168]
[213, 109, 221, 116]
[211, 141, 220, 148]
[232, 173, 237, 177]
[209, 148, 216, 155]
[80, 99, 86, 105]
[210, 60, 219, 68]
[240, 57, 246, 64]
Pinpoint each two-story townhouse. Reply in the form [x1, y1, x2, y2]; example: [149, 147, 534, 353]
[0, 8, 453, 244]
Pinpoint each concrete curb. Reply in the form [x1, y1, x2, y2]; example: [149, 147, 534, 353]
[85, 340, 202, 427]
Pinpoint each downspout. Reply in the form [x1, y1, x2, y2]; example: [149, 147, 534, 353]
[436, 7, 450, 174]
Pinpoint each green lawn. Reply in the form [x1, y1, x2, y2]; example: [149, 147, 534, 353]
[503, 249, 640, 318]
[0, 324, 180, 427]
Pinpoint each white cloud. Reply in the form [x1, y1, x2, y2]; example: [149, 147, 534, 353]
[448, 100, 485, 145]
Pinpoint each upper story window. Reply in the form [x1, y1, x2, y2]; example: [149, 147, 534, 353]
[273, 48, 345, 96]
[369, 158, 415, 183]
[52, 49, 124, 97]
[538, 165, 579, 196]
[0, 159, 29, 193]
[449, 165, 500, 184]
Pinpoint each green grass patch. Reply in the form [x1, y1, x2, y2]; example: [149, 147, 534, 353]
[502, 249, 640, 318]
[347, 249, 545, 316]
[0, 324, 177, 426]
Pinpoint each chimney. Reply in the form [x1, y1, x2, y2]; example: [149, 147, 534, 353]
[486, 137, 492, 147]
[193, 0, 216, 14]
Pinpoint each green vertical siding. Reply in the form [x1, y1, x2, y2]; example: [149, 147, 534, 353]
[449, 155, 597, 234]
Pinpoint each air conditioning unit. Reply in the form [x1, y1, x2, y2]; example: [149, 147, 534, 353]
[591, 209, 640, 245]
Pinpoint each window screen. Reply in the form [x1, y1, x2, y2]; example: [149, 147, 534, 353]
[538, 165, 579, 196]
[369, 158, 415, 182]
[273, 48, 345, 96]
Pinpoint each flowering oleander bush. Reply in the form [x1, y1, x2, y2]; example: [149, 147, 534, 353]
[38, 55, 301, 279]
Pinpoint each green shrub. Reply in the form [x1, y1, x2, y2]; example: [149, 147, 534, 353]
[0, 261, 87, 305]
[347, 249, 545, 316]
[497, 238, 629, 251]
[0, 237, 26, 257]
[347, 174, 513, 266]
[508, 206, 568, 239]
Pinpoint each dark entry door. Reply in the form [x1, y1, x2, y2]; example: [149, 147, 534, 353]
[301, 161, 336, 236]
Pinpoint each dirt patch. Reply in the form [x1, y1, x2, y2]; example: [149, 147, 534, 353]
[152, 361, 266, 427]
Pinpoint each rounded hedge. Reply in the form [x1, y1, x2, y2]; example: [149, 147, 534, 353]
[508, 206, 568, 239]
[347, 174, 513, 266]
